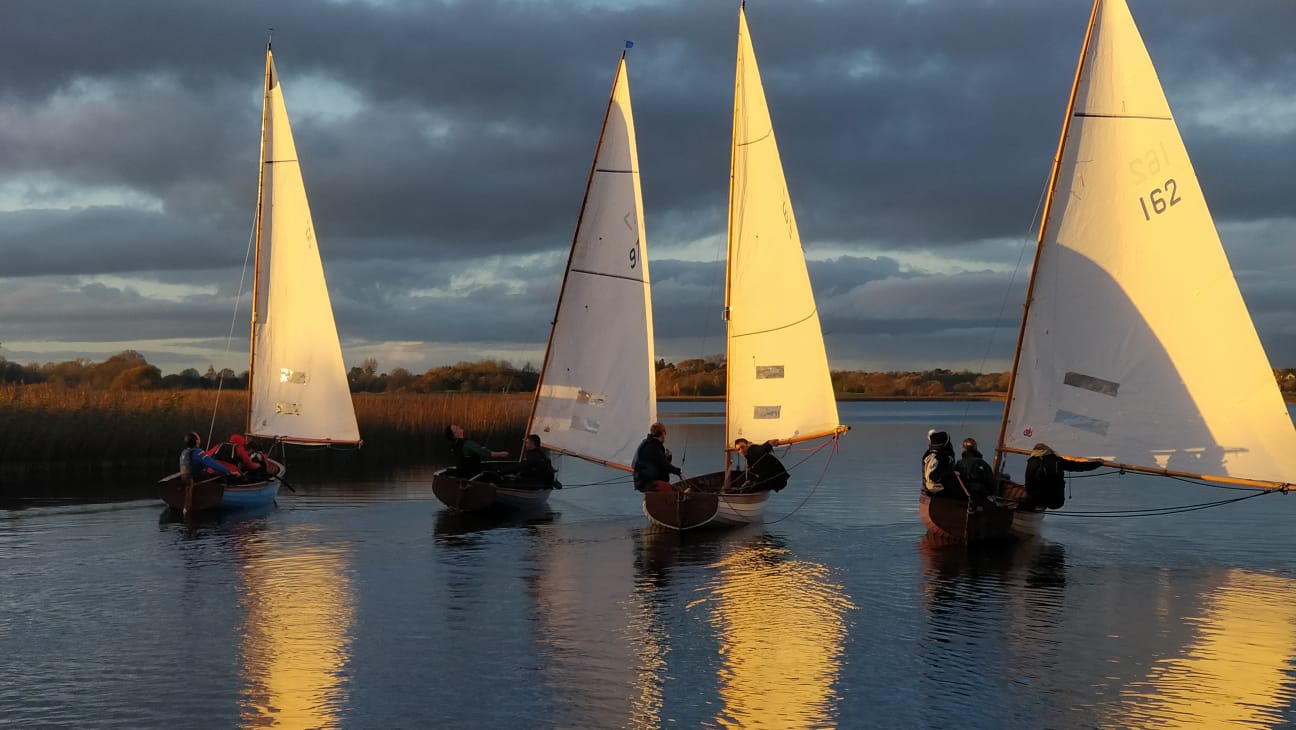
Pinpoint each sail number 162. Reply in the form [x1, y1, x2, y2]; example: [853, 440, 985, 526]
[1138, 178, 1181, 221]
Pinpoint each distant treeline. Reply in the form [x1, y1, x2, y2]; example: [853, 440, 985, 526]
[655, 357, 1010, 398]
[5, 350, 1296, 399]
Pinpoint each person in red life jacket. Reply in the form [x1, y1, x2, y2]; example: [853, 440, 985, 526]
[203, 434, 262, 478]
[210, 434, 270, 480]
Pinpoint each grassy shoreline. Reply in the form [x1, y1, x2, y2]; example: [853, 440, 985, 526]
[6, 385, 1289, 470]
[0, 386, 533, 469]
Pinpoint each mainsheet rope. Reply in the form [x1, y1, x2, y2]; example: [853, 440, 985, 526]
[1045, 469, 1288, 518]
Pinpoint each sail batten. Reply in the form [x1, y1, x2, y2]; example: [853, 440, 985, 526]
[248, 49, 360, 446]
[725, 7, 841, 449]
[527, 55, 656, 472]
[999, 0, 1296, 486]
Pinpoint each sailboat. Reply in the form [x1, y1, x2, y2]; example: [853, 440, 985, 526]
[160, 42, 361, 515]
[431, 50, 656, 512]
[643, 3, 848, 531]
[920, 0, 1296, 542]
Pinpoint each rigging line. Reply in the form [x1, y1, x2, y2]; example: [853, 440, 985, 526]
[556, 474, 634, 489]
[730, 307, 819, 340]
[1048, 490, 1274, 517]
[764, 434, 840, 524]
[713, 438, 834, 507]
[567, 267, 646, 284]
[560, 480, 633, 490]
[1073, 112, 1172, 121]
[963, 168, 1052, 431]
[1066, 469, 1281, 492]
[208, 224, 258, 446]
[734, 128, 773, 148]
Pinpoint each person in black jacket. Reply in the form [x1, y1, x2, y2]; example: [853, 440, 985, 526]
[517, 434, 558, 487]
[632, 422, 682, 492]
[1023, 442, 1102, 509]
[445, 424, 508, 479]
[734, 438, 789, 492]
[956, 437, 997, 501]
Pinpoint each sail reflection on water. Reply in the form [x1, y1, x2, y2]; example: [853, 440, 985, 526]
[236, 537, 354, 727]
[1109, 569, 1296, 729]
[705, 535, 853, 728]
[531, 523, 666, 728]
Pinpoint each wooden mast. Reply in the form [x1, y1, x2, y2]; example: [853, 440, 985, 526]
[721, 2, 748, 485]
[992, 0, 1102, 476]
[246, 41, 273, 435]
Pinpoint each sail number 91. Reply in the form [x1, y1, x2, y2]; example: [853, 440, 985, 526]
[1138, 178, 1181, 221]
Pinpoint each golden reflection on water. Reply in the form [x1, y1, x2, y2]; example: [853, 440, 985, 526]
[236, 538, 354, 729]
[705, 536, 854, 729]
[1111, 569, 1296, 729]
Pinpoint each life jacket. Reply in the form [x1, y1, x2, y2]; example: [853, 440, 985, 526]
[923, 448, 953, 491]
[179, 447, 200, 476]
[212, 441, 239, 464]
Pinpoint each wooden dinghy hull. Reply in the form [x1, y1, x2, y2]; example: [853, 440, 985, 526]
[159, 478, 225, 514]
[643, 471, 770, 530]
[431, 468, 553, 512]
[158, 458, 284, 515]
[918, 480, 1043, 544]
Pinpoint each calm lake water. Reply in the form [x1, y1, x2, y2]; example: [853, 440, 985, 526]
[4, 401, 1296, 728]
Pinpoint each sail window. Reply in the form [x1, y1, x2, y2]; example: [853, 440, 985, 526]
[1053, 409, 1109, 436]
[755, 365, 785, 379]
[537, 384, 606, 405]
[753, 405, 781, 419]
[1063, 371, 1119, 397]
[275, 402, 302, 416]
[279, 368, 308, 385]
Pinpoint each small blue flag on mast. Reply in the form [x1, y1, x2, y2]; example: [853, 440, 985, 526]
[625, 40, 634, 49]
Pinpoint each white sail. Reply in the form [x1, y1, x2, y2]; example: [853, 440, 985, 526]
[248, 48, 361, 445]
[726, 7, 840, 448]
[528, 55, 656, 470]
[1002, 0, 1296, 487]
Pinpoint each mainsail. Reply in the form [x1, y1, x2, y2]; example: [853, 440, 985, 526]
[726, 6, 842, 449]
[248, 47, 361, 445]
[527, 54, 656, 470]
[999, 0, 1296, 487]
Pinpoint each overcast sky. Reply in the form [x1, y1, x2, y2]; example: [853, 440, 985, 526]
[1, 0, 1293, 376]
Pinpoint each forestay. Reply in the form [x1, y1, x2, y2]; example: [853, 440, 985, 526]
[726, 7, 840, 448]
[248, 49, 361, 445]
[1002, 0, 1296, 487]
[528, 56, 656, 470]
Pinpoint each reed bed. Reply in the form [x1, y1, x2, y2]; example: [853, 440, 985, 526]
[0, 385, 531, 468]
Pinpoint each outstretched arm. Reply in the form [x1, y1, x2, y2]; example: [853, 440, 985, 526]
[195, 451, 235, 475]
[1064, 457, 1103, 473]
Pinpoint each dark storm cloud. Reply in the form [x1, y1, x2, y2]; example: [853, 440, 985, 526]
[1, 1, 1293, 370]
